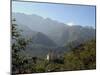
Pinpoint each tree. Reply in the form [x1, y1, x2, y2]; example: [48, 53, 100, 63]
[12, 18, 31, 74]
[63, 40, 96, 70]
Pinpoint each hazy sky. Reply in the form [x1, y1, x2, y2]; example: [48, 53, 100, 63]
[12, 1, 96, 28]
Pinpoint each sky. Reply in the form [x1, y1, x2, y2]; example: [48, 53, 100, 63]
[12, 1, 96, 28]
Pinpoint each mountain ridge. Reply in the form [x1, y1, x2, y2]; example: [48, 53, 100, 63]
[12, 12, 95, 57]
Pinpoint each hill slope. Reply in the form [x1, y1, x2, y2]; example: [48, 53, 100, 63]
[64, 39, 96, 70]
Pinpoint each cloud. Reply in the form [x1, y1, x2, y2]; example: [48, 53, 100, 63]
[66, 22, 75, 26]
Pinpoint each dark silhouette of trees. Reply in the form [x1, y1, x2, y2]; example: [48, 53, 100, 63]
[12, 18, 31, 74]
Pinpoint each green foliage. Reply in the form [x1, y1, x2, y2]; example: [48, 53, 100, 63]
[64, 40, 96, 70]
[64, 52, 85, 70]
[46, 62, 64, 72]
[12, 18, 31, 74]
[35, 63, 45, 72]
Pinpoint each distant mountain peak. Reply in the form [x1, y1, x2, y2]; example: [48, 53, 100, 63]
[13, 12, 95, 46]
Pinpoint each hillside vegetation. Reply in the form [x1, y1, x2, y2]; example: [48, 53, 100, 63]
[63, 40, 96, 71]
[12, 19, 96, 74]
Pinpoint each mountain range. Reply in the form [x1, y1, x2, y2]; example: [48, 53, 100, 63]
[12, 13, 95, 57]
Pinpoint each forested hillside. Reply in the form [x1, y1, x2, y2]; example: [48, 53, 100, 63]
[12, 20, 96, 74]
[63, 39, 96, 70]
[12, 13, 95, 57]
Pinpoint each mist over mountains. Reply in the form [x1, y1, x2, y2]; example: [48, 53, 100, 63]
[12, 12, 95, 57]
